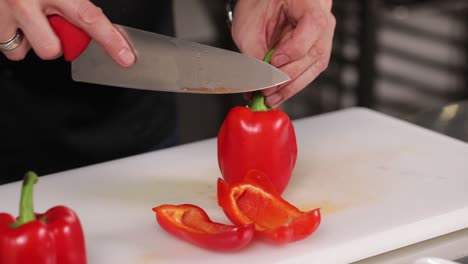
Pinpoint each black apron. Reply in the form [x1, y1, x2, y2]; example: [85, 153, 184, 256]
[0, 0, 177, 184]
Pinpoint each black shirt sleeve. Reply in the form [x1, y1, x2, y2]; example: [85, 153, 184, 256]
[0, 0, 178, 184]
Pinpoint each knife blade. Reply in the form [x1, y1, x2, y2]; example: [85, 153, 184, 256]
[49, 16, 290, 94]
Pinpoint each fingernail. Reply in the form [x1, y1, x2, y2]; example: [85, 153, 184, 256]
[266, 93, 283, 108]
[272, 54, 290, 67]
[118, 47, 135, 66]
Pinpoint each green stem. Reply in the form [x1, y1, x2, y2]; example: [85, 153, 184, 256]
[10, 171, 38, 228]
[263, 49, 275, 64]
[250, 91, 269, 111]
[250, 49, 276, 112]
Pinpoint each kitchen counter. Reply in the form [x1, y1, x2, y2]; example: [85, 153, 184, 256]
[1, 107, 468, 264]
[356, 100, 468, 264]
[405, 100, 468, 144]
[410, 100, 468, 264]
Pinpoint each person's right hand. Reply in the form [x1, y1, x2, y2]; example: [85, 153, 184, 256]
[0, 0, 135, 67]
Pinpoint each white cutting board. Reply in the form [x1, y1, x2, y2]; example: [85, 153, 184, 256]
[1, 107, 468, 264]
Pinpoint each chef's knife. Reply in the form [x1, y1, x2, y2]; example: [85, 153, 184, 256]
[48, 15, 290, 94]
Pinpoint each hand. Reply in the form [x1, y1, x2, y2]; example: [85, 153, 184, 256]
[0, 0, 135, 66]
[231, 0, 335, 108]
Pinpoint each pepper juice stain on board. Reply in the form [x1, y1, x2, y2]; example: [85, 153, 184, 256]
[287, 149, 386, 208]
[98, 178, 215, 205]
[137, 252, 163, 264]
[298, 200, 352, 214]
[195, 184, 215, 196]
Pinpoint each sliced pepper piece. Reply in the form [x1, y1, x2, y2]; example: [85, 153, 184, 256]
[217, 170, 321, 245]
[152, 204, 255, 251]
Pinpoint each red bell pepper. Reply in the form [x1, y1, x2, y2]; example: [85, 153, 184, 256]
[0, 172, 87, 264]
[217, 50, 297, 194]
[217, 170, 321, 245]
[152, 204, 255, 251]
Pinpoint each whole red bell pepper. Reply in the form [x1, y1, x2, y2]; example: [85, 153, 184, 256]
[217, 49, 297, 194]
[0, 172, 87, 264]
[217, 170, 321, 245]
[152, 204, 255, 251]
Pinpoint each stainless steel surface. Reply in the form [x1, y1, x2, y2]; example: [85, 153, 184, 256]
[405, 100, 468, 143]
[352, 228, 468, 264]
[72, 26, 290, 94]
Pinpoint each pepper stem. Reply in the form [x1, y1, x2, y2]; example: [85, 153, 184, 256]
[250, 91, 269, 112]
[263, 49, 275, 64]
[249, 49, 276, 112]
[11, 171, 38, 228]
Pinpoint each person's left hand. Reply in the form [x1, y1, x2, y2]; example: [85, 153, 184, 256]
[231, 0, 335, 108]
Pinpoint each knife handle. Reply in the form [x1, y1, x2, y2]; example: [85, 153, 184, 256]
[48, 15, 91, 62]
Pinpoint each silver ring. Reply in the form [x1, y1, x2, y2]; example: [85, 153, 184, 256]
[0, 29, 24, 52]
